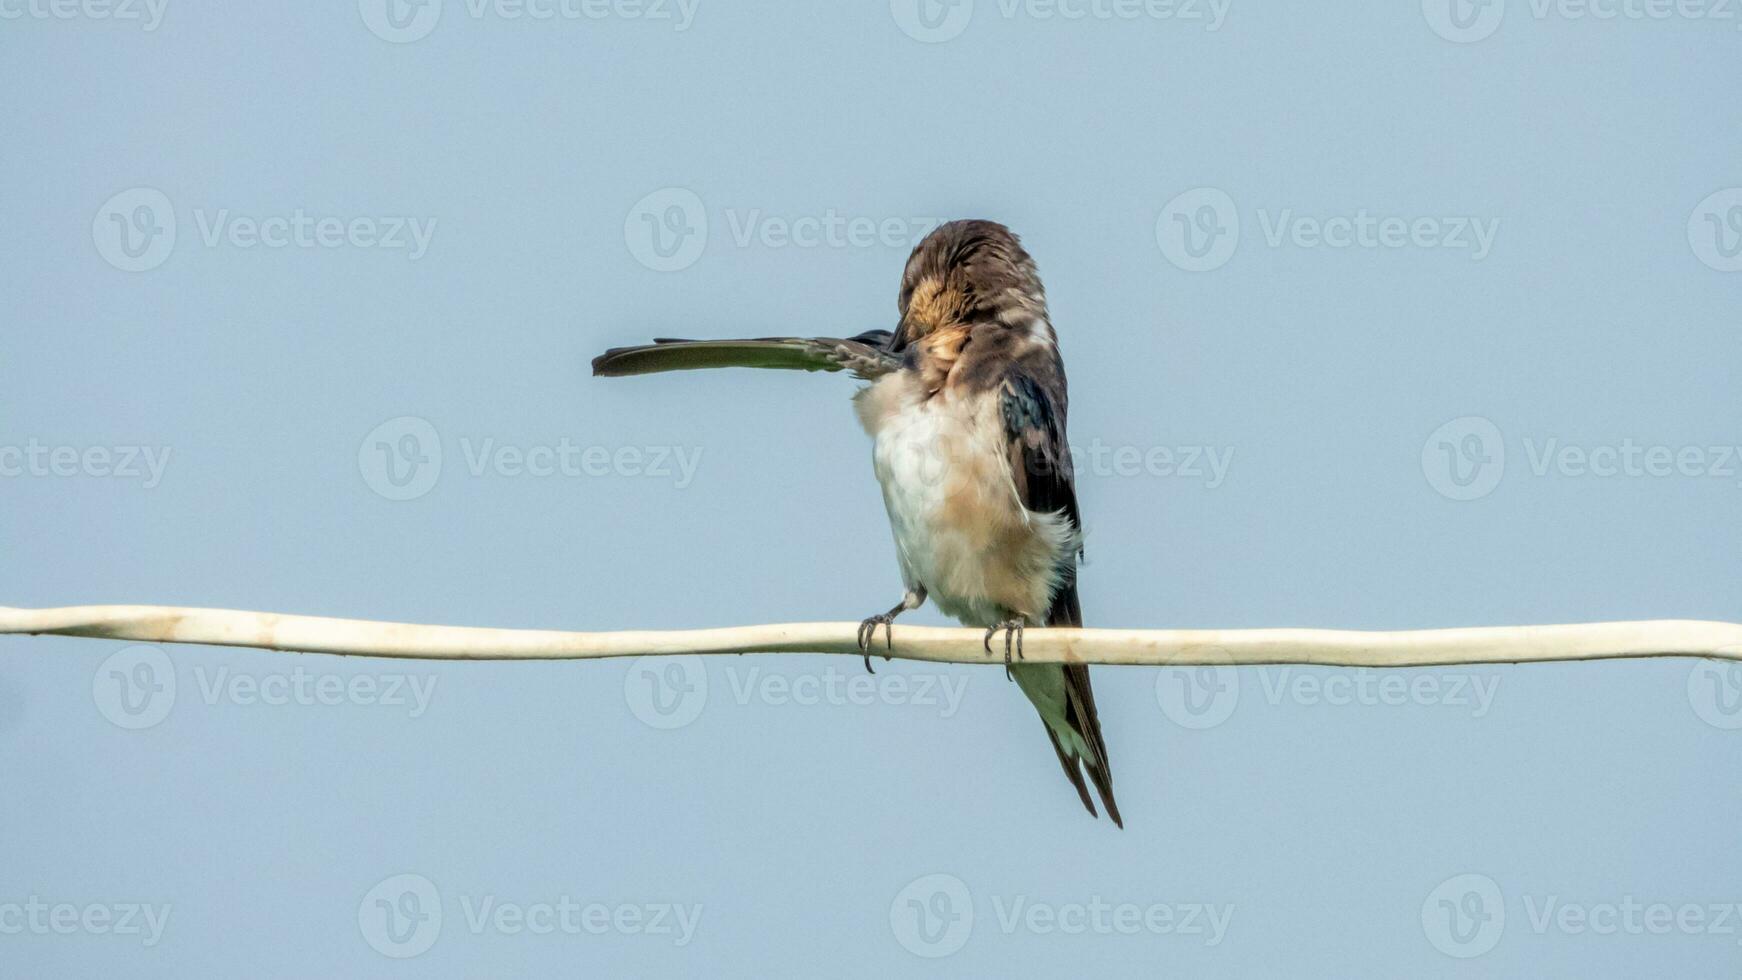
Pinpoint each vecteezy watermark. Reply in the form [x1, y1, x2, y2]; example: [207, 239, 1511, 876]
[1071, 439, 1234, 488]
[357, 873, 701, 958]
[1519, 895, 1742, 944]
[1687, 655, 1742, 730]
[92, 645, 438, 730]
[1157, 188, 1500, 271]
[1520, 436, 1742, 483]
[1154, 188, 1239, 272]
[623, 656, 708, 730]
[890, 874, 974, 957]
[888, 873, 1232, 957]
[623, 187, 943, 272]
[191, 209, 435, 260]
[889, 0, 1230, 43]
[0, 440, 172, 489]
[358, 0, 442, 42]
[1422, 874, 1506, 958]
[91, 646, 176, 730]
[91, 188, 176, 272]
[0, 0, 168, 30]
[191, 667, 437, 717]
[93, 188, 436, 272]
[1155, 649, 1502, 731]
[1422, 416, 1742, 501]
[358, 416, 442, 501]
[457, 438, 700, 487]
[872, 436, 1234, 494]
[1423, 873, 1742, 958]
[1249, 208, 1500, 260]
[1689, 188, 1742, 272]
[1153, 649, 1240, 730]
[1158, 189, 1501, 268]
[359, 874, 442, 958]
[0, 898, 171, 948]
[1424, 0, 1742, 43]
[357, 416, 704, 501]
[1420, 0, 1507, 41]
[1421, 416, 1505, 501]
[622, 656, 969, 730]
[359, 0, 698, 43]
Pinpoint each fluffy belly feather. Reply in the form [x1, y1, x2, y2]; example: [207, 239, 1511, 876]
[853, 375, 1072, 627]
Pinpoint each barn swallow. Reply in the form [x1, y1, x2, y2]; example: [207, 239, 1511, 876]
[593, 220, 1120, 826]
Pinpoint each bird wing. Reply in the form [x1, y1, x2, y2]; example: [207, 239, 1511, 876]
[1000, 362, 1121, 828]
[591, 331, 899, 380]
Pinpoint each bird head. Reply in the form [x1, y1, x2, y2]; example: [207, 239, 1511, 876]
[893, 219, 1051, 351]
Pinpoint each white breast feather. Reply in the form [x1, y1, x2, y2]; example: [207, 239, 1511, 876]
[853, 375, 1073, 629]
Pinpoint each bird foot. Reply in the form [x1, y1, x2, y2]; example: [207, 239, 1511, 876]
[984, 618, 1025, 680]
[857, 613, 897, 674]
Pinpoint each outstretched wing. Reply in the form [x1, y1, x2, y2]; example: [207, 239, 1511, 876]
[592, 330, 898, 380]
[1001, 362, 1121, 828]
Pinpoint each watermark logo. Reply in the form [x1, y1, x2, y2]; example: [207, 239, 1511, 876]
[1688, 188, 1742, 272]
[1156, 187, 1239, 272]
[192, 667, 438, 717]
[721, 210, 943, 251]
[94, 190, 436, 269]
[1425, 418, 1742, 499]
[93, 649, 439, 728]
[624, 656, 708, 729]
[1425, 873, 1742, 954]
[359, 417, 704, 501]
[1521, 894, 1742, 943]
[890, 873, 974, 957]
[889, 873, 1234, 954]
[360, 0, 696, 40]
[890, 0, 973, 41]
[92, 646, 175, 730]
[0, 440, 172, 488]
[1159, 190, 1499, 270]
[457, 438, 701, 487]
[190, 209, 436, 259]
[887, 436, 1234, 493]
[624, 188, 944, 271]
[1688, 657, 1742, 730]
[1155, 648, 1239, 730]
[359, 873, 700, 954]
[1422, 0, 1505, 42]
[1429, 0, 1742, 42]
[1158, 654, 1500, 729]
[625, 661, 970, 728]
[1521, 438, 1742, 485]
[359, 416, 443, 501]
[359, 0, 441, 41]
[1073, 440, 1234, 488]
[93, 187, 176, 272]
[359, 873, 443, 958]
[1422, 416, 1506, 501]
[892, 0, 1229, 40]
[1422, 873, 1506, 958]
[0, 898, 171, 947]
[625, 187, 708, 271]
[725, 667, 968, 717]
[0, 0, 168, 30]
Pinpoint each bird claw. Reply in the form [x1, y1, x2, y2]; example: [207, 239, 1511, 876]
[984, 619, 1025, 680]
[857, 613, 896, 674]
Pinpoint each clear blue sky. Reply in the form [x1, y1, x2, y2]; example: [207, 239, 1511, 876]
[3, 1, 1739, 975]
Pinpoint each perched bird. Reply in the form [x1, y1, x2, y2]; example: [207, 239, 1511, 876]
[593, 220, 1120, 826]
